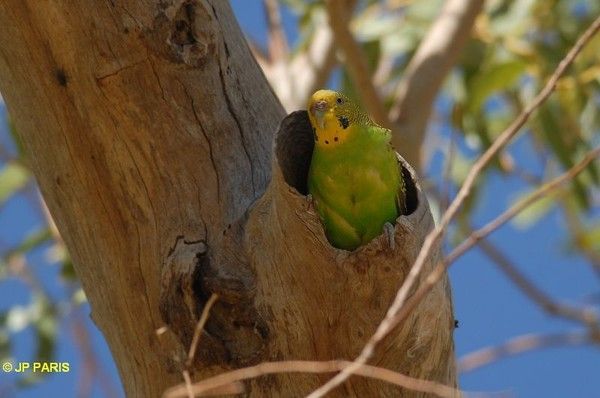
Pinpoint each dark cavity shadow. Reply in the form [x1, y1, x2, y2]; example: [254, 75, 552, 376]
[400, 165, 418, 216]
[275, 111, 314, 195]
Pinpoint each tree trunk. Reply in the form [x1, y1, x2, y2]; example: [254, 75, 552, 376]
[0, 1, 455, 397]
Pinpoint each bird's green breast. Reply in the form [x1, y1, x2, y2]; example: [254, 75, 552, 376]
[307, 124, 403, 250]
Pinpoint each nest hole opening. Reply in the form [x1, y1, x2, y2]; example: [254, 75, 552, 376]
[275, 111, 314, 195]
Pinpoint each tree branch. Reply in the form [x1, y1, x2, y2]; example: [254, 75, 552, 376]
[475, 238, 599, 328]
[389, 0, 484, 169]
[387, 146, 600, 344]
[307, 12, 600, 393]
[163, 360, 463, 398]
[325, 0, 390, 127]
[262, 14, 337, 111]
[263, 0, 289, 62]
[186, 293, 219, 366]
[458, 330, 597, 372]
[286, 22, 337, 110]
[447, 147, 600, 266]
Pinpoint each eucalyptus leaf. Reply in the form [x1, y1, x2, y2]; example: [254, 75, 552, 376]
[511, 190, 557, 229]
[467, 61, 526, 113]
[0, 162, 30, 205]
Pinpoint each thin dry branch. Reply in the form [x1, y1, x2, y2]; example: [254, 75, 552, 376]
[385, 146, 600, 344]
[179, 371, 243, 398]
[458, 330, 596, 372]
[182, 370, 194, 398]
[390, 0, 484, 169]
[263, 0, 289, 62]
[163, 360, 464, 398]
[325, 0, 390, 127]
[307, 15, 600, 396]
[448, 147, 600, 266]
[287, 21, 337, 109]
[187, 293, 219, 366]
[476, 238, 599, 328]
[70, 312, 121, 398]
[264, 19, 337, 111]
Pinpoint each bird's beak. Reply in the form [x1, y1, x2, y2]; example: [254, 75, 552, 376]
[309, 100, 328, 129]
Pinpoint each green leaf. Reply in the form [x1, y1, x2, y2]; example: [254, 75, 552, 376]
[467, 61, 527, 113]
[489, 0, 536, 37]
[60, 259, 77, 282]
[578, 223, 600, 252]
[6, 228, 52, 258]
[0, 312, 10, 362]
[71, 288, 87, 305]
[536, 102, 591, 209]
[511, 190, 557, 229]
[31, 294, 57, 363]
[449, 150, 474, 186]
[7, 118, 26, 158]
[0, 161, 30, 205]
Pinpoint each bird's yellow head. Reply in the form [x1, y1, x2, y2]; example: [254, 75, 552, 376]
[307, 89, 370, 148]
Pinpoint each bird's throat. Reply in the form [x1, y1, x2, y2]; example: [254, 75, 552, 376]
[313, 115, 354, 149]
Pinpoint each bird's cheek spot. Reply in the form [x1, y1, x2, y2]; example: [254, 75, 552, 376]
[338, 116, 349, 129]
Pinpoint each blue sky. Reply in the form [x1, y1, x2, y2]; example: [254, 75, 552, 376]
[1, 1, 599, 397]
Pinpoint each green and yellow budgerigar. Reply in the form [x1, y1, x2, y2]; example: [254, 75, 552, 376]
[307, 89, 406, 251]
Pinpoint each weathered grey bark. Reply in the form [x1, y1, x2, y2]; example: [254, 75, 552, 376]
[0, 1, 455, 396]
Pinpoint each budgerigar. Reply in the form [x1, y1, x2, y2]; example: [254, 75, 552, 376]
[307, 89, 406, 251]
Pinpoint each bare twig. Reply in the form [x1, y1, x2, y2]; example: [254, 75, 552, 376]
[177, 370, 244, 398]
[307, 14, 600, 395]
[182, 370, 194, 398]
[170, 293, 220, 398]
[155, 325, 169, 336]
[448, 147, 600, 265]
[325, 0, 390, 127]
[163, 360, 465, 398]
[71, 311, 121, 398]
[287, 21, 337, 109]
[390, 0, 484, 169]
[476, 238, 599, 328]
[458, 330, 596, 372]
[263, 19, 337, 111]
[383, 146, 600, 343]
[187, 293, 219, 366]
[263, 0, 289, 62]
[251, 3, 337, 111]
[441, 128, 458, 212]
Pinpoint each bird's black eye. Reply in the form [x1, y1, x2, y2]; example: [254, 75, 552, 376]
[336, 97, 343, 104]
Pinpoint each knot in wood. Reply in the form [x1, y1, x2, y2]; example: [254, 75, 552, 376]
[150, 0, 216, 67]
[159, 234, 268, 369]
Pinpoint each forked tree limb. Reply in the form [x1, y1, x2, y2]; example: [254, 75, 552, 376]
[458, 330, 598, 372]
[308, 15, 600, 396]
[390, 0, 484, 170]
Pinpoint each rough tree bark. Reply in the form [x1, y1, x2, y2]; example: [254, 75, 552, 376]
[0, 1, 455, 397]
